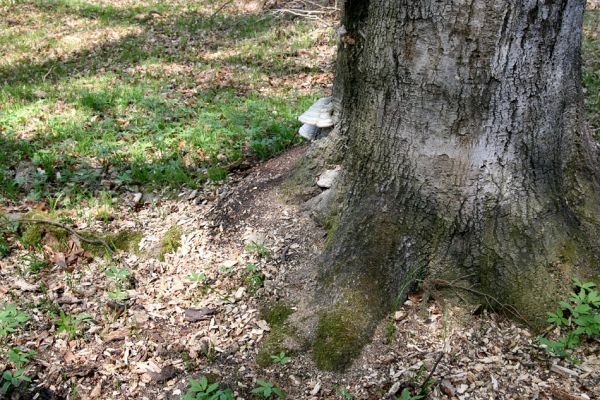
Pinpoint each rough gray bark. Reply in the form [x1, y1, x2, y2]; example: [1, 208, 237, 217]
[307, 0, 600, 370]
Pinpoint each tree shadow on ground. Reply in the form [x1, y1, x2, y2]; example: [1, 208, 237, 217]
[0, 1, 320, 202]
[0, 6, 284, 87]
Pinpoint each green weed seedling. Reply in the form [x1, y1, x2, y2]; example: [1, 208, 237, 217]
[186, 271, 211, 298]
[335, 386, 354, 400]
[186, 271, 207, 283]
[2, 346, 37, 394]
[243, 263, 264, 294]
[0, 303, 29, 337]
[182, 376, 234, 400]
[6, 347, 36, 367]
[397, 388, 423, 400]
[0, 304, 34, 395]
[104, 266, 131, 304]
[538, 279, 600, 358]
[251, 380, 285, 399]
[55, 311, 92, 338]
[107, 289, 129, 303]
[270, 351, 290, 365]
[105, 266, 131, 282]
[245, 242, 270, 258]
[2, 368, 32, 395]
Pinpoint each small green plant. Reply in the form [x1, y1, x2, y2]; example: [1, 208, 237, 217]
[251, 380, 285, 399]
[0, 304, 29, 337]
[186, 271, 207, 283]
[245, 242, 269, 258]
[270, 352, 290, 365]
[397, 388, 423, 400]
[385, 320, 396, 344]
[47, 193, 64, 213]
[182, 376, 234, 400]
[28, 256, 49, 274]
[55, 311, 92, 338]
[0, 305, 35, 395]
[105, 266, 130, 282]
[335, 386, 354, 400]
[104, 266, 131, 304]
[2, 368, 32, 395]
[538, 279, 600, 358]
[0, 236, 10, 257]
[243, 263, 264, 294]
[6, 347, 36, 367]
[107, 289, 129, 303]
[218, 264, 234, 275]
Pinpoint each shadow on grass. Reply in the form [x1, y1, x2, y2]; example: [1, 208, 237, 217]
[0, 9, 281, 87]
[0, 1, 318, 202]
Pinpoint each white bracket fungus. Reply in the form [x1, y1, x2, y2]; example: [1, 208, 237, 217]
[297, 97, 335, 140]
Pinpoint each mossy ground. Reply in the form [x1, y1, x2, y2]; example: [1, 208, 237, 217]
[18, 213, 71, 251]
[261, 300, 293, 327]
[82, 229, 143, 255]
[256, 301, 296, 367]
[256, 325, 295, 367]
[312, 303, 370, 371]
[310, 288, 373, 371]
[159, 225, 181, 261]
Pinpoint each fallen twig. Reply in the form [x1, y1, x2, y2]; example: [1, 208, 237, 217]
[2, 218, 114, 254]
[298, 0, 339, 11]
[420, 352, 444, 394]
[210, 0, 235, 19]
[429, 279, 532, 328]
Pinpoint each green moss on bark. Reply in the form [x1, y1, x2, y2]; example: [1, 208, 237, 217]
[312, 290, 371, 371]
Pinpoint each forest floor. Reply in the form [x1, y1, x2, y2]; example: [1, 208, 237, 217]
[0, 1, 599, 400]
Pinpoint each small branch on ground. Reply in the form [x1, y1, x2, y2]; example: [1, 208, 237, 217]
[210, 0, 235, 19]
[1, 217, 114, 254]
[428, 279, 532, 328]
[420, 352, 444, 394]
[270, 0, 339, 23]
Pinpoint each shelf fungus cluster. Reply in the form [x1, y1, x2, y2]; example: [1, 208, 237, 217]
[298, 97, 335, 140]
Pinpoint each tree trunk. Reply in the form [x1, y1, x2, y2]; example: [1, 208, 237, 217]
[308, 0, 600, 370]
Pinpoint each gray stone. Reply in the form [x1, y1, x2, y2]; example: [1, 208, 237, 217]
[14, 161, 37, 191]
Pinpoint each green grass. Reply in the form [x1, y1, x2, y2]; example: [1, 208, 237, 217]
[583, 9, 600, 140]
[3, 2, 593, 205]
[0, 0, 332, 202]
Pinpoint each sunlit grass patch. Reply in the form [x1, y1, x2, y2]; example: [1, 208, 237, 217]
[0, 0, 333, 204]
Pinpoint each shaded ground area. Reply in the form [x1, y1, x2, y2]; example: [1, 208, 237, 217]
[0, 2, 599, 400]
